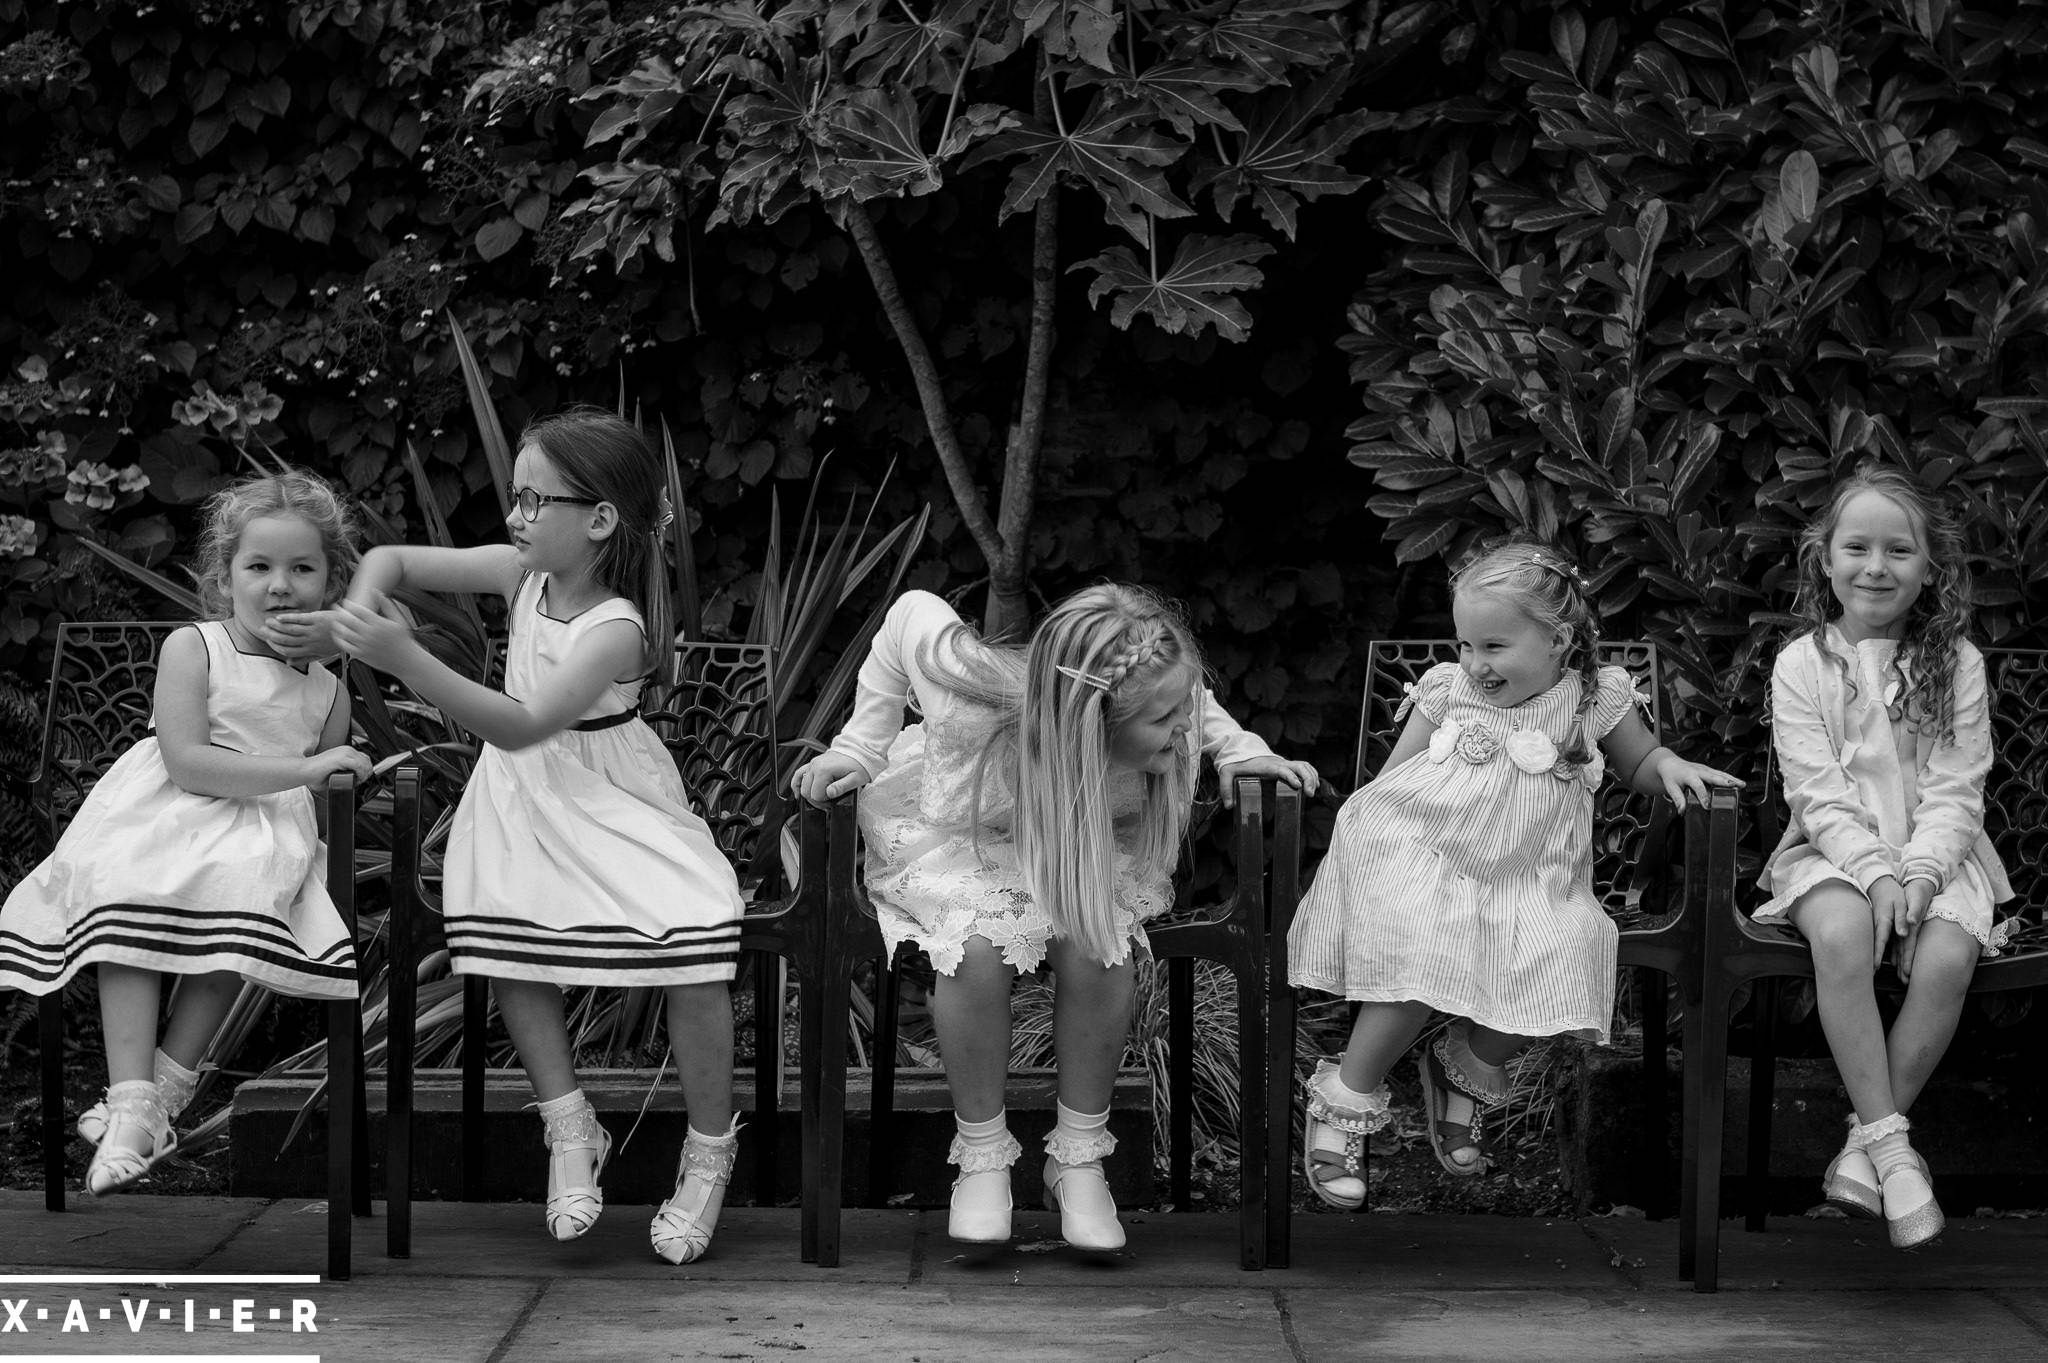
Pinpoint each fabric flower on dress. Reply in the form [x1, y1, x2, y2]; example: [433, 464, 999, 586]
[1453, 724, 1500, 764]
[1428, 718, 1462, 763]
[1505, 728, 1558, 774]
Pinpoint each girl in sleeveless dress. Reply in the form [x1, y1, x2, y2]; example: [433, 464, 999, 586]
[790, 585, 1317, 1252]
[1288, 540, 1739, 1208]
[296, 409, 745, 1263]
[0, 470, 369, 1195]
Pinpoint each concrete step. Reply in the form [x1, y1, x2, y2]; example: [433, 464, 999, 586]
[230, 1066, 1156, 1207]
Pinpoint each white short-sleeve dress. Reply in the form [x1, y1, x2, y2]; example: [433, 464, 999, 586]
[827, 590, 1276, 975]
[0, 620, 357, 999]
[442, 573, 744, 986]
[1288, 662, 1645, 1044]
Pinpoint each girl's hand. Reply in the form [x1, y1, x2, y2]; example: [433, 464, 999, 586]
[1650, 753, 1743, 809]
[1903, 876, 1935, 927]
[1867, 874, 1907, 967]
[264, 609, 341, 661]
[301, 745, 373, 791]
[323, 592, 420, 675]
[790, 752, 870, 804]
[1216, 755, 1320, 809]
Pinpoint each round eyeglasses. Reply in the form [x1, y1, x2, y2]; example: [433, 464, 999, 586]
[507, 483, 599, 523]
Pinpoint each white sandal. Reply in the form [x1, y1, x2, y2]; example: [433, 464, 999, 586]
[651, 1120, 740, 1265]
[85, 1081, 178, 1196]
[541, 1099, 611, 1242]
[80, 1050, 201, 1145]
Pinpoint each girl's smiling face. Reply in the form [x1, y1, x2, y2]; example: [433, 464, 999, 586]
[1107, 663, 1195, 775]
[1454, 588, 1567, 707]
[1825, 490, 1929, 643]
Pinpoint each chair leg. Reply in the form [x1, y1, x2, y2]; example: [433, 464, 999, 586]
[1745, 980, 1780, 1232]
[461, 975, 487, 1201]
[1266, 787, 1304, 1270]
[813, 964, 851, 1270]
[1685, 983, 1732, 1293]
[751, 952, 782, 1207]
[796, 962, 825, 1265]
[326, 999, 356, 1282]
[40, 991, 64, 1211]
[1168, 957, 1194, 1210]
[869, 951, 901, 1206]
[1233, 958, 1267, 1272]
[1638, 966, 1669, 1217]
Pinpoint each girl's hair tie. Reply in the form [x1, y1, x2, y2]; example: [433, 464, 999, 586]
[653, 490, 676, 534]
[1055, 663, 1111, 692]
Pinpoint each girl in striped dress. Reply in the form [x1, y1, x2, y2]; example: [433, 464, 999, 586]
[300, 409, 745, 1263]
[1288, 541, 1739, 1207]
[0, 471, 370, 1196]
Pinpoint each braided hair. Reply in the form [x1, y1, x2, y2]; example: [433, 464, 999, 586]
[1451, 539, 1603, 764]
[924, 583, 1205, 965]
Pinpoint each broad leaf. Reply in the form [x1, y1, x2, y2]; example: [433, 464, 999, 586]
[1191, 70, 1375, 239]
[964, 100, 1193, 242]
[1073, 232, 1276, 341]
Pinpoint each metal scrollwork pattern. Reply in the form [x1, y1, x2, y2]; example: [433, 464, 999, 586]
[1357, 639, 1662, 920]
[643, 643, 778, 887]
[38, 623, 181, 841]
[1982, 649, 2046, 942]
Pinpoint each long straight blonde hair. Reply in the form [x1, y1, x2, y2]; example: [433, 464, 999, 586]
[927, 583, 1206, 964]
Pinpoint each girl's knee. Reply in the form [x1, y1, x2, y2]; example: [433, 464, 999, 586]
[1910, 921, 1980, 991]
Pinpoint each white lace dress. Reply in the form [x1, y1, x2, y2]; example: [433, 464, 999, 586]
[1288, 662, 1645, 1044]
[0, 620, 357, 999]
[827, 590, 1274, 974]
[1755, 628, 2012, 952]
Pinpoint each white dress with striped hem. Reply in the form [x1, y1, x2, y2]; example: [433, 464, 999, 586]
[0, 620, 357, 1000]
[1288, 663, 1642, 1044]
[442, 573, 743, 987]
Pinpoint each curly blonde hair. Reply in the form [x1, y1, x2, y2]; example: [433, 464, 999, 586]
[1790, 464, 1974, 743]
[191, 469, 360, 619]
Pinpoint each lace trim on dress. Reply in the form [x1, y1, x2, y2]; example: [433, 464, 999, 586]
[1925, 903, 2015, 957]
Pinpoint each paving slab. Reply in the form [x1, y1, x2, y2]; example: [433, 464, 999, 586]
[1584, 1212, 2048, 1293]
[491, 1280, 1295, 1363]
[1283, 1286, 2042, 1360]
[1261, 1211, 1632, 1289]
[0, 1195, 272, 1273]
[206, 1201, 921, 1284]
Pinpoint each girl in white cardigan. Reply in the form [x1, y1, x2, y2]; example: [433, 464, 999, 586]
[790, 585, 1315, 1253]
[1757, 465, 2012, 1249]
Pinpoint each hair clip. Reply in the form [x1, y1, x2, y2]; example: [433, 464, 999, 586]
[653, 490, 676, 533]
[1055, 663, 1111, 692]
[1529, 552, 1591, 592]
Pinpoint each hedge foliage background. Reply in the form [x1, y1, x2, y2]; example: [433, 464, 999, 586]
[3, 0, 2045, 861]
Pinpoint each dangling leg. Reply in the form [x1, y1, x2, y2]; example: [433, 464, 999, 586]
[1303, 1001, 1426, 1208]
[1419, 1019, 1520, 1176]
[652, 981, 739, 1264]
[1857, 917, 1976, 1249]
[497, 978, 609, 1241]
[78, 971, 237, 1144]
[86, 965, 178, 1195]
[1790, 883, 1904, 1225]
[930, 937, 1020, 1243]
[1040, 937, 1138, 1251]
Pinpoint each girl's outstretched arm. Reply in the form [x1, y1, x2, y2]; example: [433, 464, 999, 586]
[1599, 706, 1742, 808]
[1194, 689, 1319, 807]
[324, 591, 643, 751]
[155, 627, 371, 798]
[1900, 643, 1993, 891]
[269, 544, 521, 659]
